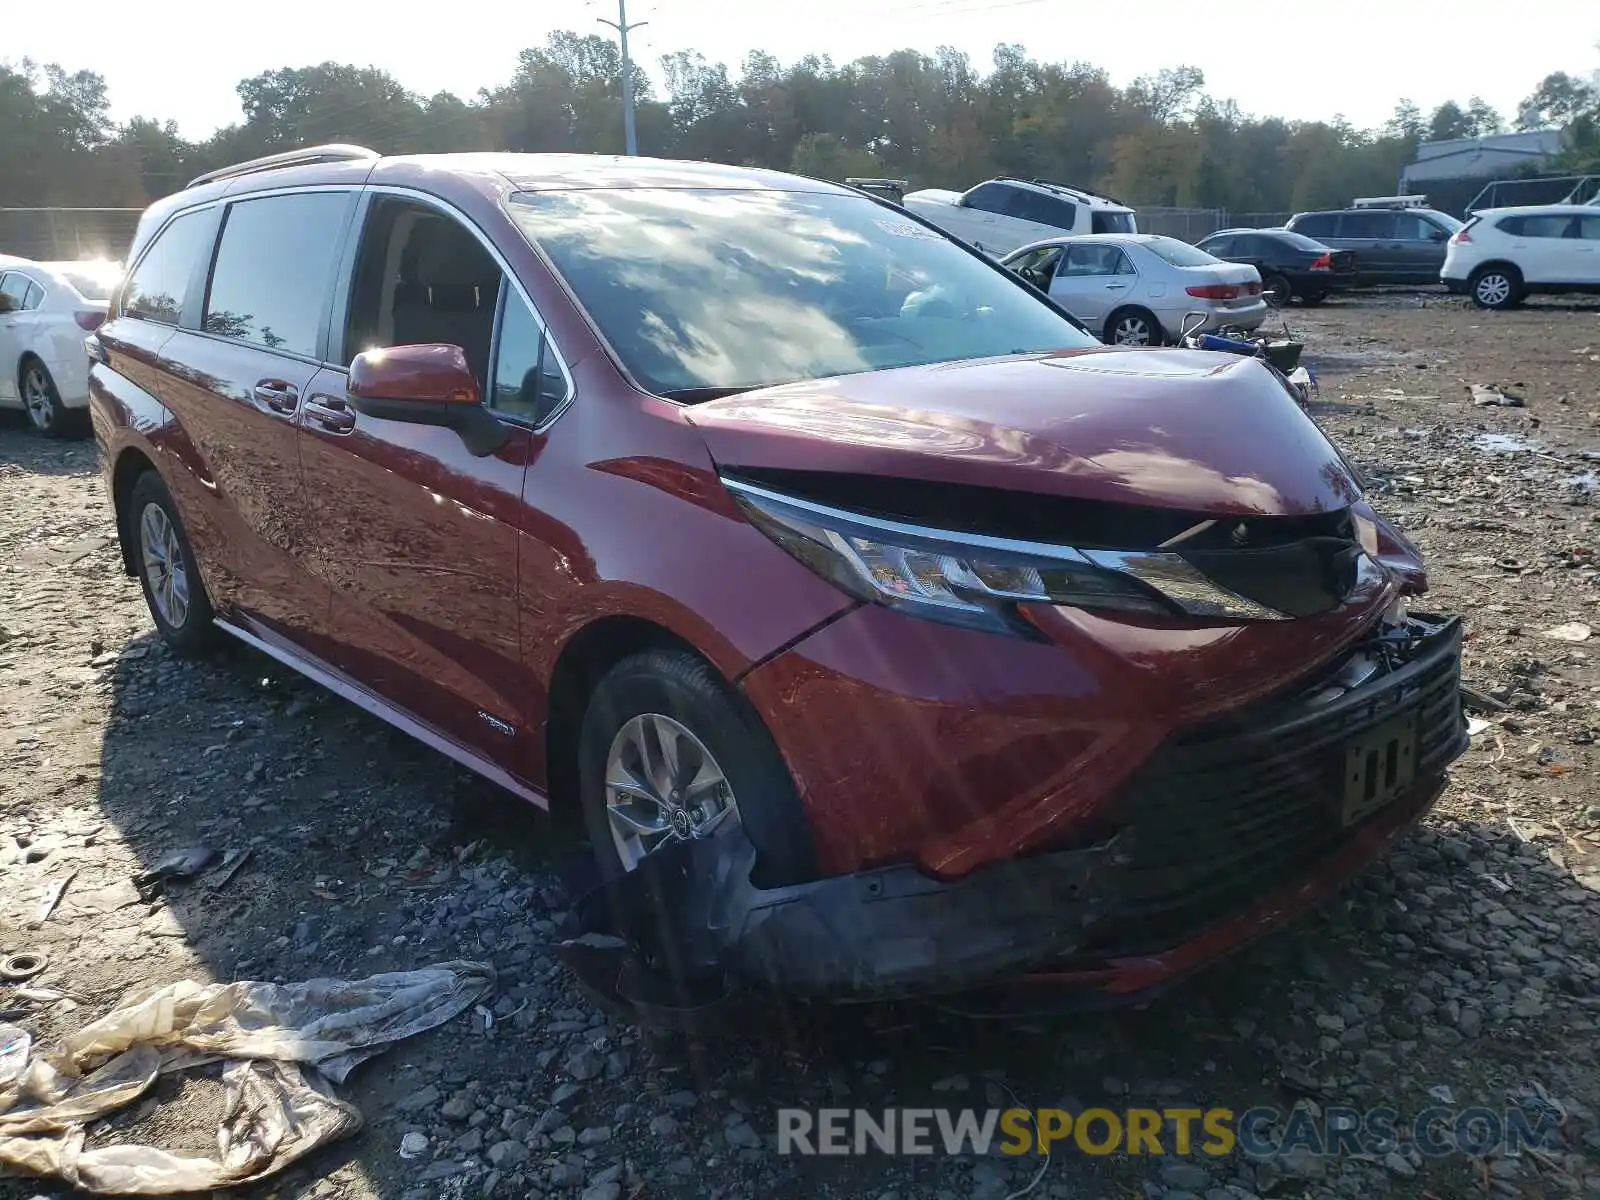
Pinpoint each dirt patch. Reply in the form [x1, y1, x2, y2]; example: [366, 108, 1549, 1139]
[2, 290, 1599, 1200]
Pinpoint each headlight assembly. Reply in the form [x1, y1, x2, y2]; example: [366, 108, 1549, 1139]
[723, 476, 1288, 637]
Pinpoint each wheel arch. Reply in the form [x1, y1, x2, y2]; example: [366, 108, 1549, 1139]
[111, 446, 161, 577]
[1470, 259, 1523, 282]
[1104, 304, 1163, 346]
[542, 614, 712, 820]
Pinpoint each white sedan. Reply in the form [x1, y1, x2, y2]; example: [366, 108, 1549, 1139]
[1000, 234, 1267, 346]
[0, 258, 122, 436]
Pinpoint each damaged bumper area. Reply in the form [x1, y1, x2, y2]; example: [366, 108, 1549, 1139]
[562, 613, 1466, 1015]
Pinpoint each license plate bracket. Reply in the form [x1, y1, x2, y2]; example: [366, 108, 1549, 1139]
[1340, 710, 1420, 826]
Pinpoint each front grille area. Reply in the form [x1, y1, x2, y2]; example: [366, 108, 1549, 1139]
[1082, 615, 1466, 955]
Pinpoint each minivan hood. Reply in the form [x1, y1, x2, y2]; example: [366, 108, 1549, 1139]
[684, 348, 1360, 518]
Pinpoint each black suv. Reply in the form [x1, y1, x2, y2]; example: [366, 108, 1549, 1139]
[1285, 202, 1463, 286]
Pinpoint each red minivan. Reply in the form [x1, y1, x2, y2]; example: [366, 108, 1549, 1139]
[90, 146, 1466, 1011]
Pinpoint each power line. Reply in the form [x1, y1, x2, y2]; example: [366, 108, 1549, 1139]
[597, 0, 648, 155]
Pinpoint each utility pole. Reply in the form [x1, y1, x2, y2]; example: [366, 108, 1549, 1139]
[598, 0, 646, 156]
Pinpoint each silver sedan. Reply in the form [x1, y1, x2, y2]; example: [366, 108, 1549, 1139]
[1000, 234, 1268, 346]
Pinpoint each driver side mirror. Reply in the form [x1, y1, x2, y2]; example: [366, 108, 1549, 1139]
[348, 343, 509, 457]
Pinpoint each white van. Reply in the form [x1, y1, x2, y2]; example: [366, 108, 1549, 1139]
[903, 177, 1138, 257]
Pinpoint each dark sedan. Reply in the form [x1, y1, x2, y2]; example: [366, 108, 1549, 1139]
[1195, 227, 1355, 306]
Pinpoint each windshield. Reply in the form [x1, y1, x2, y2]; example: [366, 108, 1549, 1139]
[1091, 211, 1135, 234]
[60, 268, 118, 301]
[1265, 229, 1329, 252]
[508, 188, 1097, 397]
[1142, 237, 1221, 268]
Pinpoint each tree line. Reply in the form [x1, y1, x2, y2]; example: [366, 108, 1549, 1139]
[3, 35, 1597, 215]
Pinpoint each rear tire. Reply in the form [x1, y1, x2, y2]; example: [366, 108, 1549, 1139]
[1262, 273, 1293, 307]
[128, 471, 217, 657]
[1468, 264, 1522, 310]
[578, 649, 815, 891]
[20, 359, 82, 439]
[1104, 307, 1162, 347]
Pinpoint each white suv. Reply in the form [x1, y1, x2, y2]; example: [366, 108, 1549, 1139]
[1442, 205, 1600, 309]
[903, 177, 1137, 257]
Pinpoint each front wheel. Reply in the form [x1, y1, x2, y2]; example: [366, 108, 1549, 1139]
[129, 471, 217, 656]
[578, 649, 814, 892]
[1104, 308, 1162, 347]
[1469, 265, 1522, 310]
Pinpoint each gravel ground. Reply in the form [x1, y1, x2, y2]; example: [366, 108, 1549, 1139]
[3, 292, 1600, 1200]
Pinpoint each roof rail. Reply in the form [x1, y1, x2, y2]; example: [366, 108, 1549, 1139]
[1351, 194, 1427, 209]
[993, 176, 1130, 208]
[186, 144, 380, 190]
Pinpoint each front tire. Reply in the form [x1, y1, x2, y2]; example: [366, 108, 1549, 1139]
[1469, 265, 1522, 310]
[20, 360, 80, 438]
[578, 649, 813, 891]
[129, 471, 217, 657]
[1104, 307, 1162, 347]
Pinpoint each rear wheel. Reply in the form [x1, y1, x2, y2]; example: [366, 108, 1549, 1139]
[20, 359, 80, 438]
[1469, 264, 1522, 310]
[1104, 307, 1162, 347]
[1262, 273, 1293, 307]
[129, 471, 217, 656]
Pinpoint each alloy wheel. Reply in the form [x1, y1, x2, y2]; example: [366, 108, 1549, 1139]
[603, 712, 739, 871]
[1111, 315, 1153, 346]
[1475, 273, 1511, 308]
[139, 502, 191, 629]
[22, 367, 54, 432]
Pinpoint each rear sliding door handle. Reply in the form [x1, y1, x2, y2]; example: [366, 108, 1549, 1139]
[253, 380, 299, 414]
[303, 395, 356, 433]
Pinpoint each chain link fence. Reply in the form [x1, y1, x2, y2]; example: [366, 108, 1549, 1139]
[0, 208, 142, 263]
[1124, 209, 1296, 241]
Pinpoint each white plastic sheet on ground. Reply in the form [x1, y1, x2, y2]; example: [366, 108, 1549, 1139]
[0, 960, 494, 1194]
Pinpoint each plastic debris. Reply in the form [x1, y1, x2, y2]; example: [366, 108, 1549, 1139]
[0, 960, 494, 1194]
[1539, 622, 1591, 643]
[132, 846, 217, 896]
[1469, 383, 1525, 408]
[0, 1025, 29, 1087]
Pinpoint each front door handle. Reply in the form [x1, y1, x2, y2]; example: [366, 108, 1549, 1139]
[304, 394, 356, 433]
[253, 379, 299, 414]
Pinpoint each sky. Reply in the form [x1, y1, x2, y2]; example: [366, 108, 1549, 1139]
[7, 0, 1596, 141]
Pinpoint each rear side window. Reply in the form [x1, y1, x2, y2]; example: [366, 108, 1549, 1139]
[124, 210, 214, 326]
[1342, 212, 1396, 238]
[205, 192, 351, 357]
[1005, 190, 1076, 230]
[0, 273, 32, 312]
[963, 183, 1012, 215]
[1201, 235, 1235, 256]
[1497, 213, 1573, 238]
[1091, 211, 1134, 235]
[1290, 213, 1337, 238]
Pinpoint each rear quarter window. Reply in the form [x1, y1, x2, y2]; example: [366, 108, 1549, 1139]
[1091, 211, 1134, 235]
